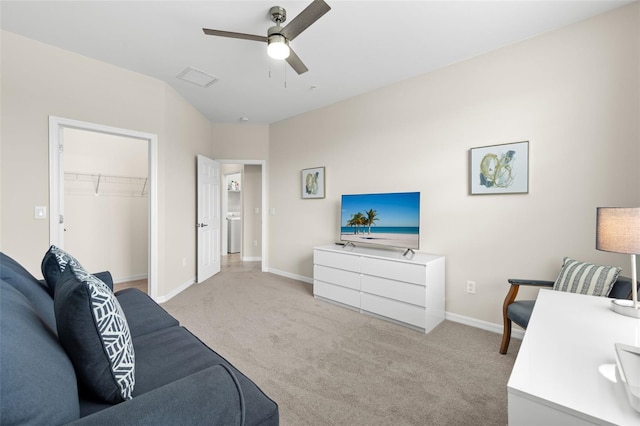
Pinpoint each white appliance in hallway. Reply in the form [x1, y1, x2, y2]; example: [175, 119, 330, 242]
[227, 213, 241, 253]
[225, 172, 242, 254]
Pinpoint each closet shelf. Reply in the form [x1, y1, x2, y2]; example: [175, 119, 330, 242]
[65, 172, 148, 197]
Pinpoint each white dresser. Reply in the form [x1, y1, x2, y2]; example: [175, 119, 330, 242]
[508, 289, 640, 425]
[313, 245, 445, 333]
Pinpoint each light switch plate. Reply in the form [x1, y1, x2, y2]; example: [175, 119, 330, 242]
[34, 206, 47, 219]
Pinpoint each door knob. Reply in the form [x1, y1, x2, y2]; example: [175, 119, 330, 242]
[196, 223, 209, 228]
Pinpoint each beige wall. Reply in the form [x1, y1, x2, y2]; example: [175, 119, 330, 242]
[243, 165, 262, 260]
[268, 4, 640, 326]
[2, 4, 639, 326]
[0, 30, 213, 298]
[212, 123, 269, 160]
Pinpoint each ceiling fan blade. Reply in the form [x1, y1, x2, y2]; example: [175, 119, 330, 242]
[202, 28, 266, 43]
[286, 48, 308, 75]
[281, 0, 331, 41]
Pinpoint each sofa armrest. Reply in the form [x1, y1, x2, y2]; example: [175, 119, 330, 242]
[68, 365, 245, 426]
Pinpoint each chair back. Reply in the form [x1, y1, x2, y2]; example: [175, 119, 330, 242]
[608, 276, 638, 299]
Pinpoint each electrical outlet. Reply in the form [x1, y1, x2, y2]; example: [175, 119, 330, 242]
[466, 280, 476, 294]
[252, 240, 258, 247]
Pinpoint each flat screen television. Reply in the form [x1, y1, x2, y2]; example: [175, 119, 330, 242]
[340, 192, 420, 250]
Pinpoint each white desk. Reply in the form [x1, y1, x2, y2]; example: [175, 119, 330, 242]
[508, 290, 640, 425]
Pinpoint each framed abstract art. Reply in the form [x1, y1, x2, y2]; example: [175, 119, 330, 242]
[301, 167, 325, 199]
[470, 141, 529, 195]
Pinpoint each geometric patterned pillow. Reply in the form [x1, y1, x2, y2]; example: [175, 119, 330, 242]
[54, 262, 135, 403]
[553, 257, 621, 297]
[41, 245, 84, 296]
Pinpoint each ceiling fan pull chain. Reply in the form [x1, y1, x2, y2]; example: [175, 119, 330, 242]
[284, 61, 287, 89]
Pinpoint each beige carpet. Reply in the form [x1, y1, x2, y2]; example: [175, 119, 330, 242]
[161, 261, 520, 426]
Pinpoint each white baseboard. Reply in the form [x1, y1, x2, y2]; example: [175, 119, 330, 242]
[267, 268, 313, 285]
[156, 277, 195, 304]
[242, 256, 262, 262]
[113, 274, 148, 284]
[268, 270, 523, 339]
[445, 311, 524, 340]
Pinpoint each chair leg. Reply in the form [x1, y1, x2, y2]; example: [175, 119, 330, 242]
[500, 317, 512, 354]
[500, 283, 519, 354]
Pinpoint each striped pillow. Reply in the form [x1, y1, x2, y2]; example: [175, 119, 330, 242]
[553, 257, 621, 297]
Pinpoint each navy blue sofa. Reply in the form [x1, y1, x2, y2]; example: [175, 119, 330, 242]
[0, 252, 278, 425]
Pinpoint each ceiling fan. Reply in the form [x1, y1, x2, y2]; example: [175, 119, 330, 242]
[203, 0, 331, 75]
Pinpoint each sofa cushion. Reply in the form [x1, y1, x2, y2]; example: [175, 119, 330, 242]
[55, 264, 136, 403]
[553, 257, 621, 297]
[128, 325, 278, 426]
[0, 279, 80, 424]
[115, 288, 179, 337]
[74, 365, 245, 425]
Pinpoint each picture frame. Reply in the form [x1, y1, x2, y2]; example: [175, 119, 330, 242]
[301, 167, 325, 199]
[469, 141, 529, 195]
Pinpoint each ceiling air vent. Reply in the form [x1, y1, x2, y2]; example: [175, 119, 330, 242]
[176, 67, 220, 88]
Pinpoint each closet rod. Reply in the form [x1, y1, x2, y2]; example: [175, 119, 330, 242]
[64, 172, 147, 183]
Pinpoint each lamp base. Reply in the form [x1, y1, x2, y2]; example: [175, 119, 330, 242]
[611, 299, 640, 318]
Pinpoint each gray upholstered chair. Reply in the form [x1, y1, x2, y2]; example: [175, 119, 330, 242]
[499, 275, 637, 354]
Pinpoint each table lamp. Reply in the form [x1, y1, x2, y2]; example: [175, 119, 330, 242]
[596, 207, 640, 318]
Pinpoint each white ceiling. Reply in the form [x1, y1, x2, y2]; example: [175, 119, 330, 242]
[1, 1, 633, 124]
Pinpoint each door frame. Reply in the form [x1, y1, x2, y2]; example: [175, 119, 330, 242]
[48, 116, 159, 299]
[217, 159, 267, 272]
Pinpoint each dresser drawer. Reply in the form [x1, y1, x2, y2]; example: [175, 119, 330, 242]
[361, 257, 426, 286]
[361, 275, 425, 307]
[314, 249, 360, 272]
[361, 293, 425, 328]
[314, 280, 360, 308]
[314, 265, 360, 290]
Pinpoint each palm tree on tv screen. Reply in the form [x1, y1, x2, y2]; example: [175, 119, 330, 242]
[365, 209, 379, 235]
[347, 212, 366, 234]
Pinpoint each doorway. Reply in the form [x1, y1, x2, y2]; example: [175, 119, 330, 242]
[49, 116, 158, 299]
[63, 128, 148, 292]
[218, 160, 265, 271]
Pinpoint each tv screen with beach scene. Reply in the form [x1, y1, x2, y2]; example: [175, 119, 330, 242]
[340, 192, 420, 250]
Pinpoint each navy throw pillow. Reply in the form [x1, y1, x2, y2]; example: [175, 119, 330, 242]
[54, 263, 135, 403]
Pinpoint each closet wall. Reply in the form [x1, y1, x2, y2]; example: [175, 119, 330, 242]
[63, 128, 148, 282]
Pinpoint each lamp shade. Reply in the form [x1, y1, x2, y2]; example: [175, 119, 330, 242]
[596, 207, 640, 254]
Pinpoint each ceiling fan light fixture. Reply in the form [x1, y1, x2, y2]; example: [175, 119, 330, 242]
[267, 34, 290, 60]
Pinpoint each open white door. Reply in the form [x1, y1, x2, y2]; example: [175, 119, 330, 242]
[197, 155, 221, 283]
